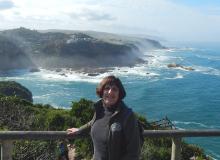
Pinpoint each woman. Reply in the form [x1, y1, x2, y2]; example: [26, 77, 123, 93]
[67, 75, 141, 160]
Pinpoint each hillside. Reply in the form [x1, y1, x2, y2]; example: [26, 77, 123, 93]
[0, 27, 165, 71]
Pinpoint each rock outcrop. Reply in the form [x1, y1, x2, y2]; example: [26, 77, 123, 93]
[167, 63, 194, 71]
[0, 81, 33, 102]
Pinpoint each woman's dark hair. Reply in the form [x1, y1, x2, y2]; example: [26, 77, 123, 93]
[96, 75, 126, 100]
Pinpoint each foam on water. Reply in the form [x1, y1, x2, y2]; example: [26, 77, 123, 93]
[147, 56, 169, 68]
[165, 73, 184, 79]
[195, 54, 220, 61]
[25, 63, 163, 83]
[194, 66, 220, 76]
[173, 121, 220, 129]
[33, 69, 101, 83]
[110, 65, 160, 77]
[33, 92, 62, 99]
[155, 47, 197, 53]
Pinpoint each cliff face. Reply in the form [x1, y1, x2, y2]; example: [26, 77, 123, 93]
[0, 27, 165, 70]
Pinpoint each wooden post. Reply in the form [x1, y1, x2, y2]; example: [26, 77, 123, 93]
[0, 142, 2, 160]
[1, 140, 13, 160]
[171, 137, 181, 160]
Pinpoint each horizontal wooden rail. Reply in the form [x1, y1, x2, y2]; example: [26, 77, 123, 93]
[1, 130, 220, 160]
[0, 131, 68, 140]
[142, 129, 220, 137]
[1, 130, 220, 140]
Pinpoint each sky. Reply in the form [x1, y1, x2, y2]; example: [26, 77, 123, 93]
[0, 0, 220, 42]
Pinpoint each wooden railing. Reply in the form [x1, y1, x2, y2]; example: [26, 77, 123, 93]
[1, 130, 220, 160]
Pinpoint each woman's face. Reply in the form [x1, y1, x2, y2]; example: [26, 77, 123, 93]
[102, 84, 119, 107]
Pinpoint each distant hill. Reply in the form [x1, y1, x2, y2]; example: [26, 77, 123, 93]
[0, 27, 165, 71]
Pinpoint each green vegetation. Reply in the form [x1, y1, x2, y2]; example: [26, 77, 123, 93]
[0, 81, 212, 159]
[69, 99, 94, 160]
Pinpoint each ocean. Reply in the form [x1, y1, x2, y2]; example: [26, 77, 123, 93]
[1, 42, 220, 159]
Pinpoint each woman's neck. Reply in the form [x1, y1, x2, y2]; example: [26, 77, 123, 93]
[102, 100, 119, 110]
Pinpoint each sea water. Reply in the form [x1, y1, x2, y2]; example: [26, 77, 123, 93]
[1, 42, 220, 159]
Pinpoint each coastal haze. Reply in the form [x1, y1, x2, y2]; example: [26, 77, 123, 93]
[1, 0, 220, 159]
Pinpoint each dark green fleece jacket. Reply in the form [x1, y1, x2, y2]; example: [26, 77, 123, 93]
[78, 100, 141, 160]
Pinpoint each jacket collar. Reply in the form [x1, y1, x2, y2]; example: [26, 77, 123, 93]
[94, 99, 125, 117]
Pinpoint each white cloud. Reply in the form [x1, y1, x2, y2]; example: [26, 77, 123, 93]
[0, 0, 219, 42]
[69, 9, 115, 21]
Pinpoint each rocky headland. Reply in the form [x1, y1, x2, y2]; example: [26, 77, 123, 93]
[0, 81, 33, 102]
[0, 27, 165, 73]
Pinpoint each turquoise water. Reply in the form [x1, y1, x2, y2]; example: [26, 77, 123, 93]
[1, 42, 220, 159]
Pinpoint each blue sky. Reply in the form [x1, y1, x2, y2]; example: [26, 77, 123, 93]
[172, 0, 220, 6]
[0, 0, 220, 42]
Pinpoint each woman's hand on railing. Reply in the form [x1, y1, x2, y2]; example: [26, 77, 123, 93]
[67, 128, 79, 135]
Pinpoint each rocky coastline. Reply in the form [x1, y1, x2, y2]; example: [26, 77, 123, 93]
[0, 27, 164, 73]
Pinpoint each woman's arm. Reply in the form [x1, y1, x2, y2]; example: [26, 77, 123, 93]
[67, 112, 96, 136]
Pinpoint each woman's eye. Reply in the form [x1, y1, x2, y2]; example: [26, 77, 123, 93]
[111, 87, 118, 92]
[104, 86, 110, 91]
